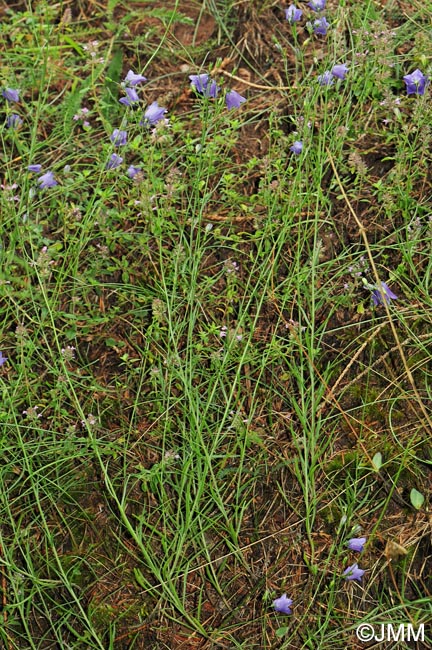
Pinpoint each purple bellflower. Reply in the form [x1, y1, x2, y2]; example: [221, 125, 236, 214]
[0, 351, 7, 366]
[106, 153, 123, 170]
[110, 129, 127, 146]
[290, 140, 303, 155]
[141, 101, 167, 127]
[403, 69, 429, 96]
[28, 164, 42, 173]
[2, 88, 20, 103]
[318, 71, 334, 86]
[313, 17, 330, 35]
[343, 563, 365, 582]
[127, 165, 142, 178]
[347, 537, 367, 552]
[189, 74, 219, 98]
[285, 4, 303, 22]
[6, 114, 23, 128]
[273, 594, 293, 615]
[371, 281, 397, 306]
[332, 64, 349, 80]
[308, 0, 326, 10]
[119, 87, 140, 106]
[38, 171, 57, 189]
[225, 90, 246, 109]
[124, 70, 147, 86]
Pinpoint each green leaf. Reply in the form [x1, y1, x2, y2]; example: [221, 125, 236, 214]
[371, 452, 382, 471]
[410, 488, 424, 510]
[134, 568, 148, 589]
[276, 627, 289, 638]
[108, 0, 121, 16]
[102, 49, 123, 118]
[60, 34, 85, 56]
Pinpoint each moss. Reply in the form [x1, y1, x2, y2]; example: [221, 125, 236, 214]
[88, 600, 116, 633]
[320, 503, 343, 525]
[325, 451, 362, 487]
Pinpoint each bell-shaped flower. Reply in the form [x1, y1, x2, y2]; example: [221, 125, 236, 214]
[225, 90, 246, 109]
[285, 5, 303, 22]
[403, 69, 429, 95]
[272, 594, 293, 614]
[124, 70, 147, 86]
[140, 101, 167, 127]
[189, 74, 219, 98]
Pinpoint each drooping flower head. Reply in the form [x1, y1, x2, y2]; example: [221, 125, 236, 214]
[2, 88, 20, 103]
[225, 90, 246, 110]
[110, 129, 127, 146]
[403, 69, 429, 96]
[127, 165, 142, 179]
[6, 114, 23, 128]
[285, 4, 303, 23]
[343, 563, 365, 582]
[189, 74, 219, 98]
[290, 140, 303, 155]
[140, 101, 167, 127]
[0, 351, 7, 366]
[371, 281, 397, 306]
[347, 537, 367, 552]
[106, 153, 123, 170]
[332, 64, 349, 80]
[272, 594, 293, 614]
[318, 71, 334, 86]
[28, 164, 42, 173]
[124, 70, 147, 86]
[308, 0, 326, 10]
[313, 16, 330, 35]
[119, 87, 140, 106]
[38, 171, 57, 189]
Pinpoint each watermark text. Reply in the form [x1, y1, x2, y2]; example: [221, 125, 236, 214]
[356, 623, 424, 643]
